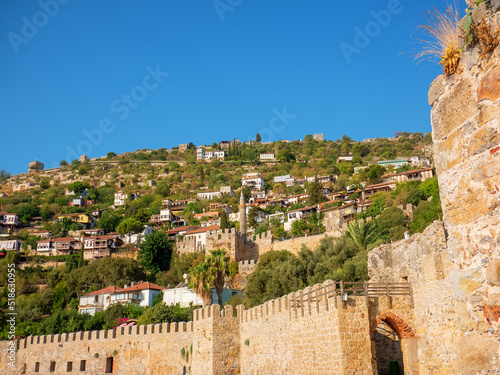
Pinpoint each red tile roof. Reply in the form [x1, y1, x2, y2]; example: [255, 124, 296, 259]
[165, 226, 199, 235]
[52, 237, 78, 242]
[122, 282, 165, 292]
[86, 286, 125, 295]
[287, 206, 317, 213]
[184, 225, 220, 235]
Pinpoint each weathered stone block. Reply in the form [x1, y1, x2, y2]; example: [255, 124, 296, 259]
[457, 333, 499, 374]
[466, 126, 500, 156]
[431, 78, 477, 140]
[486, 258, 500, 286]
[428, 76, 445, 106]
[477, 65, 500, 102]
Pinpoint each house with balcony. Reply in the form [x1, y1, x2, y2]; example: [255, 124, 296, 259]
[392, 168, 434, 184]
[78, 286, 125, 316]
[284, 206, 317, 231]
[36, 239, 56, 256]
[0, 240, 21, 252]
[287, 193, 309, 206]
[170, 199, 198, 214]
[83, 236, 122, 260]
[69, 197, 94, 207]
[83, 228, 105, 237]
[197, 191, 222, 200]
[36, 237, 81, 256]
[114, 191, 139, 207]
[107, 282, 164, 308]
[241, 173, 265, 191]
[259, 153, 276, 163]
[377, 159, 409, 169]
[196, 148, 226, 161]
[408, 156, 431, 167]
[0, 212, 20, 228]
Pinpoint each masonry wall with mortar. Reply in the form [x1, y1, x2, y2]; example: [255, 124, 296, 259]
[0, 322, 194, 375]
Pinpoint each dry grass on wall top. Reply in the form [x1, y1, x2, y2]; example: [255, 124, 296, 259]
[416, 5, 463, 75]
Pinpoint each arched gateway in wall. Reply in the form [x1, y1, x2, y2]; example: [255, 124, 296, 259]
[370, 311, 419, 375]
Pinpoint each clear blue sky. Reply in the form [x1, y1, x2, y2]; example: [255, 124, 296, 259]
[1, 0, 448, 174]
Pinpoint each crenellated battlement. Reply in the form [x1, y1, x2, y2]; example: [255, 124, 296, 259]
[20, 320, 194, 351]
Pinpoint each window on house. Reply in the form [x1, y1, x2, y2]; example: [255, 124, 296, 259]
[105, 357, 113, 373]
[34, 362, 40, 373]
[50, 361, 56, 372]
[67, 361, 73, 372]
[80, 360, 86, 371]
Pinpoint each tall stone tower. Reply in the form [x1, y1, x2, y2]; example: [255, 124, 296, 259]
[239, 190, 246, 236]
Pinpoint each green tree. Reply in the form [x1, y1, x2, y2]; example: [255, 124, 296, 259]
[137, 231, 172, 274]
[242, 186, 252, 203]
[344, 221, 379, 251]
[206, 249, 230, 305]
[256, 133, 261, 142]
[107, 152, 117, 159]
[67, 181, 89, 195]
[59, 160, 68, 167]
[155, 181, 171, 197]
[137, 303, 196, 325]
[247, 207, 259, 229]
[307, 178, 325, 205]
[290, 219, 309, 237]
[116, 218, 144, 243]
[220, 210, 228, 232]
[189, 263, 213, 305]
[97, 211, 122, 233]
[40, 179, 50, 190]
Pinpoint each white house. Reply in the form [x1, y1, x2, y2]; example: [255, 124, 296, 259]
[242, 176, 265, 191]
[182, 225, 220, 251]
[162, 281, 242, 308]
[0, 240, 21, 252]
[114, 191, 139, 207]
[337, 156, 353, 163]
[274, 175, 290, 183]
[78, 286, 125, 316]
[408, 156, 431, 167]
[259, 153, 275, 161]
[159, 207, 176, 223]
[126, 226, 155, 245]
[110, 282, 165, 308]
[114, 191, 127, 207]
[377, 159, 409, 169]
[197, 191, 221, 200]
[197, 148, 226, 161]
[220, 186, 235, 197]
[284, 206, 317, 231]
[0, 212, 20, 227]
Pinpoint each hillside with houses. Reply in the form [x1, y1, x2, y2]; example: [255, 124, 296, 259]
[0, 131, 442, 338]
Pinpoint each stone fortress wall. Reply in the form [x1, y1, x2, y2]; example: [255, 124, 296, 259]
[0, 281, 416, 375]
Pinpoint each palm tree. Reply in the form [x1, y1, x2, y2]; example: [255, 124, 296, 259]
[206, 249, 229, 305]
[344, 220, 379, 251]
[189, 263, 213, 306]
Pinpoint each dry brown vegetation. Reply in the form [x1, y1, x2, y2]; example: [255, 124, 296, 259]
[417, 5, 463, 75]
